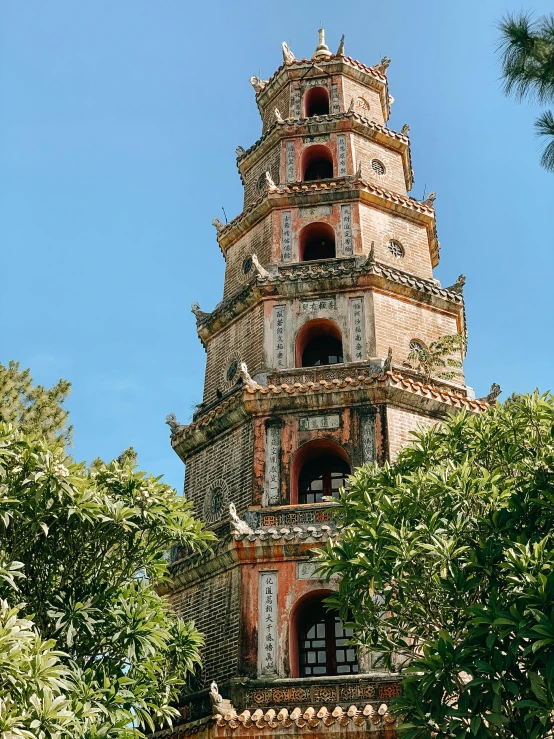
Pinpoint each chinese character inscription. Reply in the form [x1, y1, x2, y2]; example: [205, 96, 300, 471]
[258, 572, 278, 676]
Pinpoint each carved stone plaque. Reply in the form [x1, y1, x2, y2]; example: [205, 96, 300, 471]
[341, 203, 353, 256]
[285, 142, 295, 182]
[361, 413, 376, 463]
[264, 425, 280, 505]
[300, 296, 336, 312]
[305, 77, 327, 89]
[302, 134, 330, 144]
[297, 561, 323, 579]
[298, 414, 340, 431]
[258, 572, 278, 676]
[349, 297, 366, 362]
[281, 211, 292, 262]
[273, 304, 287, 368]
[337, 134, 347, 177]
[331, 84, 340, 114]
[299, 204, 332, 218]
[293, 88, 302, 118]
[297, 561, 339, 582]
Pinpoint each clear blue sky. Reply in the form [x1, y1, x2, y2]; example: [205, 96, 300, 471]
[1, 0, 553, 491]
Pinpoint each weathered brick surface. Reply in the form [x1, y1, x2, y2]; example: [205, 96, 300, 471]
[372, 290, 461, 365]
[168, 567, 241, 687]
[261, 85, 292, 132]
[243, 147, 281, 210]
[184, 421, 254, 520]
[203, 305, 264, 402]
[359, 203, 433, 278]
[341, 78, 384, 126]
[387, 406, 440, 460]
[223, 219, 273, 299]
[353, 133, 407, 195]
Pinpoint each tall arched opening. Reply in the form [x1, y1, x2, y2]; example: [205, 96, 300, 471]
[289, 590, 359, 677]
[299, 222, 336, 261]
[302, 145, 334, 182]
[295, 319, 343, 368]
[290, 438, 351, 505]
[304, 87, 330, 117]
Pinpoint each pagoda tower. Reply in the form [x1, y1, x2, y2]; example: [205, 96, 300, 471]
[162, 31, 488, 739]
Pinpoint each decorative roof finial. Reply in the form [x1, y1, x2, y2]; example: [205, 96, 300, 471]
[312, 27, 332, 61]
[281, 42, 296, 64]
[336, 34, 345, 57]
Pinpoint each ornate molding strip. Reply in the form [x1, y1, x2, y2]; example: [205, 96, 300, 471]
[195, 258, 463, 346]
[171, 368, 486, 462]
[216, 177, 432, 251]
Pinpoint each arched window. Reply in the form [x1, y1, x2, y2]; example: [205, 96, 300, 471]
[290, 439, 351, 505]
[303, 337, 343, 367]
[299, 456, 350, 503]
[294, 595, 358, 676]
[304, 87, 330, 117]
[296, 319, 343, 368]
[299, 222, 336, 261]
[302, 145, 334, 182]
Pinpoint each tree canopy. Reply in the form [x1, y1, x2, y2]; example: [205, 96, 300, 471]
[0, 361, 72, 444]
[499, 12, 554, 171]
[317, 392, 554, 738]
[0, 422, 214, 739]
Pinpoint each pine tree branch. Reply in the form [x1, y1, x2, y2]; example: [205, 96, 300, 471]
[536, 109, 554, 171]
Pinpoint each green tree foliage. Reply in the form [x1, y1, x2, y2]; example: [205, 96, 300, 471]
[0, 423, 215, 739]
[317, 392, 554, 738]
[499, 12, 554, 171]
[0, 598, 84, 739]
[407, 334, 464, 384]
[0, 361, 72, 443]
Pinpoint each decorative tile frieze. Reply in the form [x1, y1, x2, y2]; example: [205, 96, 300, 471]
[281, 211, 292, 262]
[250, 507, 334, 529]
[349, 297, 366, 362]
[258, 571, 278, 676]
[298, 414, 340, 431]
[247, 686, 310, 705]
[341, 203, 353, 255]
[285, 142, 295, 183]
[264, 425, 280, 505]
[244, 680, 391, 707]
[337, 134, 348, 177]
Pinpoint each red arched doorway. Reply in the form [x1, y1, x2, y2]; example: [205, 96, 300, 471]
[299, 222, 336, 261]
[302, 145, 334, 182]
[290, 439, 350, 505]
[295, 319, 343, 368]
[304, 87, 330, 117]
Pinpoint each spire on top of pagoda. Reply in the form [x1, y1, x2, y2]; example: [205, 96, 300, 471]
[312, 28, 333, 61]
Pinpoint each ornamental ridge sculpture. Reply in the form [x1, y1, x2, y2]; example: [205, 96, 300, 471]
[228, 502, 253, 536]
